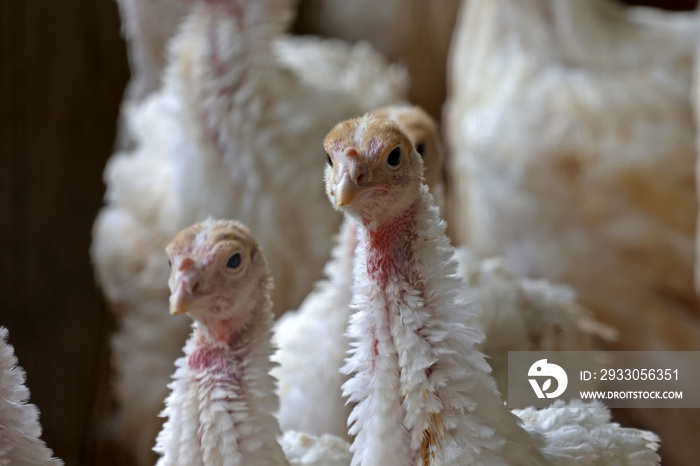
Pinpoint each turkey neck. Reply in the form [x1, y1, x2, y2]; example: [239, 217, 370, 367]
[345, 186, 544, 466]
[188, 311, 261, 373]
[179, 295, 289, 466]
[344, 201, 417, 466]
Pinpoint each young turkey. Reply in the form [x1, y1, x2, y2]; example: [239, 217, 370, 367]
[323, 114, 660, 465]
[445, 0, 700, 461]
[156, 219, 351, 466]
[273, 105, 446, 439]
[92, 0, 406, 460]
[274, 106, 610, 440]
[0, 327, 62, 466]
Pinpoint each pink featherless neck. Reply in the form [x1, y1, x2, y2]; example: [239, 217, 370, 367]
[187, 307, 261, 371]
[361, 202, 418, 289]
[187, 323, 252, 372]
[188, 340, 234, 373]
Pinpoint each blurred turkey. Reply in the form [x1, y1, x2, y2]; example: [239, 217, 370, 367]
[92, 0, 406, 461]
[0, 327, 62, 465]
[293, 0, 460, 121]
[446, 0, 700, 463]
[156, 219, 350, 466]
[274, 105, 610, 440]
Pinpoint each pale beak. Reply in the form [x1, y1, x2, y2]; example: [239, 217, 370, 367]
[335, 171, 366, 206]
[169, 284, 194, 315]
[169, 271, 202, 315]
[334, 157, 375, 206]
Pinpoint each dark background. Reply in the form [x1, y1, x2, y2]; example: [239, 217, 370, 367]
[0, 0, 697, 464]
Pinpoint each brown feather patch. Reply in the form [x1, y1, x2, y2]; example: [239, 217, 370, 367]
[420, 412, 444, 466]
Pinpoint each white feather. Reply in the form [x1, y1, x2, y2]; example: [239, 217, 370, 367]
[274, 217, 357, 439]
[344, 186, 544, 465]
[0, 327, 63, 466]
[155, 317, 288, 466]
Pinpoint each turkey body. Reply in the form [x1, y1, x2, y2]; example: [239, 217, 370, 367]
[446, 1, 700, 462]
[447, 0, 699, 350]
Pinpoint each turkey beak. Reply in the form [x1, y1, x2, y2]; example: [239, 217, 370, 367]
[169, 284, 194, 315]
[335, 162, 369, 206]
[335, 172, 360, 206]
[169, 264, 202, 315]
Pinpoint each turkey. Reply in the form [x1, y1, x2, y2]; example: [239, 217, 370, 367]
[92, 0, 406, 461]
[274, 105, 446, 439]
[323, 114, 660, 465]
[0, 327, 62, 465]
[156, 219, 350, 466]
[445, 0, 700, 461]
[274, 106, 610, 440]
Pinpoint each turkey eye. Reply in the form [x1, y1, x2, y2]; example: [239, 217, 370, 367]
[226, 253, 241, 269]
[326, 153, 333, 167]
[415, 142, 425, 157]
[387, 147, 401, 166]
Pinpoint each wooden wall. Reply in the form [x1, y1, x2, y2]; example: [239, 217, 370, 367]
[0, 0, 128, 463]
[0, 0, 696, 464]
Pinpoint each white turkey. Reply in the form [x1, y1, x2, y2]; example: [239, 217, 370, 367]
[92, 0, 406, 461]
[156, 219, 350, 466]
[274, 105, 445, 439]
[445, 0, 700, 461]
[323, 114, 660, 465]
[274, 106, 610, 440]
[0, 327, 63, 465]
